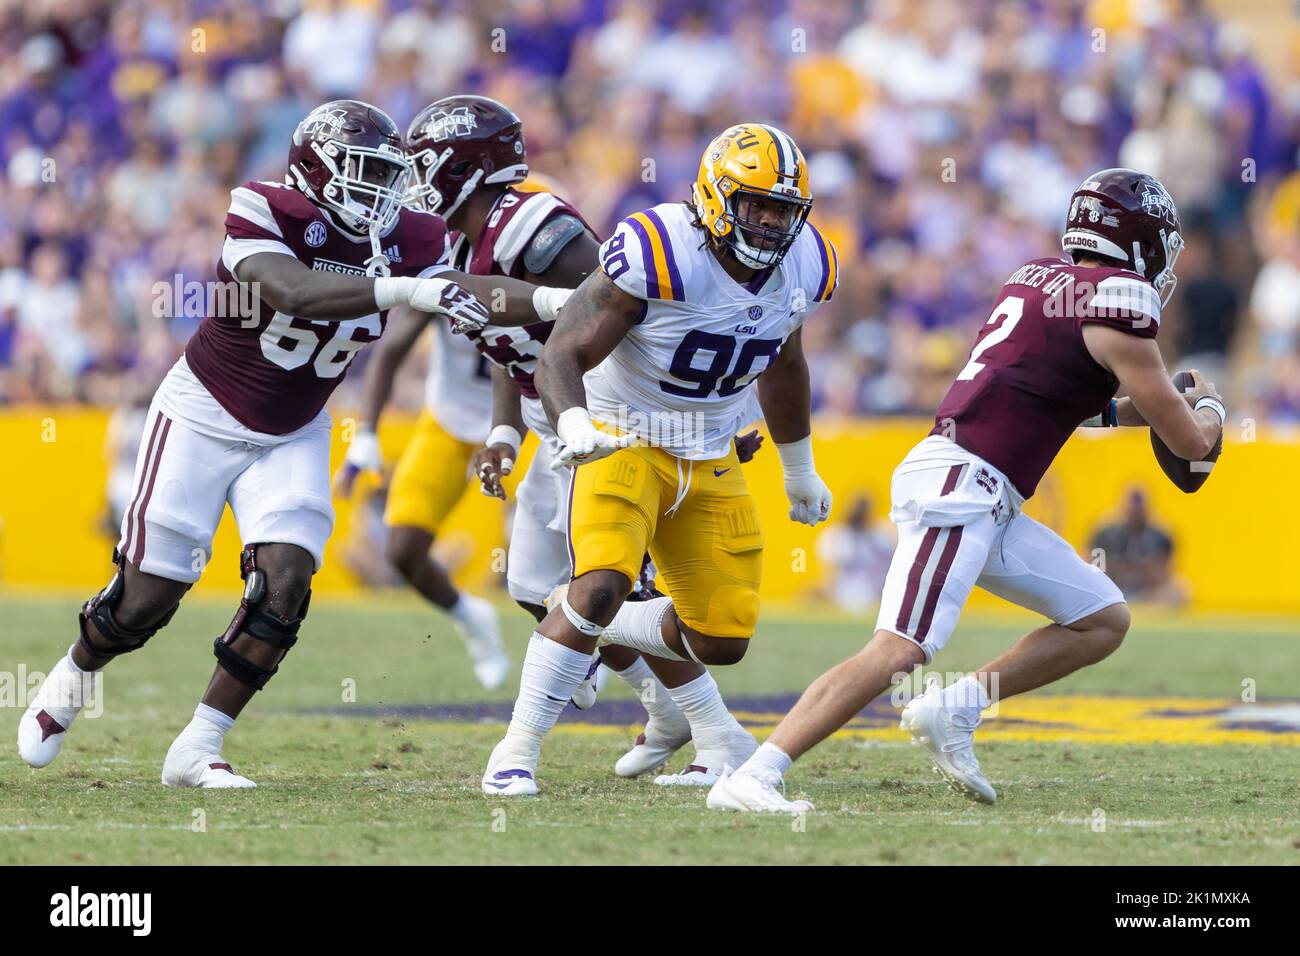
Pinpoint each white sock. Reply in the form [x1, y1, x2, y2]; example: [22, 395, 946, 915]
[940, 674, 991, 711]
[502, 633, 593, 751]
[665, 671, 745, 753]
[609, 656, 682, 725]
[34, 649, 96, 723]
[739, 741, 793, 781]
[63, 643, 87, 674]
[178, 703, 234, 754]
[603, 596, 687, 662]
[448, 593, 477, 625]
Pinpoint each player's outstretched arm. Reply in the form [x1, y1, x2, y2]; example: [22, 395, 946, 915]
[535, 269, 641, 467]
[443, 272, 572, 329]
[472, 365, 529, 500]
[757, 328, 832, 526]
[237, 251, 395, 321]
[236, 251, 490, 331]
[1082, 324, 1223, 460]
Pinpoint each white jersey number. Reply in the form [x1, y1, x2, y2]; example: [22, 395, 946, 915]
[260, 312, 383, 379]
[956, 296, 1023, 382]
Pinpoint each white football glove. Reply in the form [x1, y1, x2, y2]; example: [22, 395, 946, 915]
[409, 277, 491, 334]
[776, 436, 832, 526]
[552, 407, 633, 470]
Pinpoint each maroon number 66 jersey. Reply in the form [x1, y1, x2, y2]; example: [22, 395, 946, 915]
[185, 180, 453, 436]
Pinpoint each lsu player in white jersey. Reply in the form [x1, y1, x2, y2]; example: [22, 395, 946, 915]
[482, 123, 838, 796]
[363, 95, 764, 781]
[337, 287, 508, 689]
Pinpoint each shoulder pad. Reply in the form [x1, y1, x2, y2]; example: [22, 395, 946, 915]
[599, 207, 687, 301]
[802, 223, 838, 303]
[522, 214, 587, 276]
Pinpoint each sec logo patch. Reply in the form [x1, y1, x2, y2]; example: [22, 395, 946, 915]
[305, 221, 327, 247]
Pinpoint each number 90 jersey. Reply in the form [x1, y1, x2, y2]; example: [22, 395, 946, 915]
[584, 202, 837, 460]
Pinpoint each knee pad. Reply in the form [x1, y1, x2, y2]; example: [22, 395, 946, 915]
[77, 550, 179, 658]
[212, 546, 311, 691]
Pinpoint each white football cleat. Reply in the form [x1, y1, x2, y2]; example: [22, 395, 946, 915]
[654, 729, 756, 787]
[614, 710, 692, 778]
[655, 762, 723, 787]
[706, 768, 813, 815]
[481, 739, 539, 797]
[18, 707, 73, 769]
[18, 657, 98, 769]
[161, 742, 256, 789]
[570, 653, 601, 710]
[453, 594, 510, 691]
[900, 692, 996, 804]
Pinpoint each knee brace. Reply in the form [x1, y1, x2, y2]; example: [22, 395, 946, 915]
[77, 549, 180, 659]
[212, 546, 311, 691]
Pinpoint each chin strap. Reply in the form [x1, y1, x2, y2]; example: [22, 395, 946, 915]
[365, 224, 391, 278]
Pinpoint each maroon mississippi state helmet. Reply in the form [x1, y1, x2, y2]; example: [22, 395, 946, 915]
[1062, 168, 1184, 305]
[406, 95, 528, 219]
[287, 99, 410, 237]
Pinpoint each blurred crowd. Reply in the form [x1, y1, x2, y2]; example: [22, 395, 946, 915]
[2, 0, 1300, 423]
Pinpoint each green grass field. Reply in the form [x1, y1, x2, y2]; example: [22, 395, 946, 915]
[1, 592, 1297, 865]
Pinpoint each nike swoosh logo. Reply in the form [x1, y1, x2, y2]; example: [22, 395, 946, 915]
[544, 694, 567, 703]
[714, 468, 731, 477]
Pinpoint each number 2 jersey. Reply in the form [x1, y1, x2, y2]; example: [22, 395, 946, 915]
[931, 257, 1163, 498]
[586, 202, 838, 460]
[180, 180, 453, 438]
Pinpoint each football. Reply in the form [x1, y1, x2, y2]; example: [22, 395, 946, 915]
[1150, 370, 1223, 493]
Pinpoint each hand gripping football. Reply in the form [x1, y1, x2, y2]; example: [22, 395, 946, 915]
[1150, 370, 1222, 493]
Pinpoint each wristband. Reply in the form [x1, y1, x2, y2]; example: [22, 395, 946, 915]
[486, 425, 523, 456]
[775, 435, 815, 477]
[1081, 398, 1118, 428]
[532, 286, 572, 323]
[374, 276, 418, 311]
[1194, 396, 1226, 429]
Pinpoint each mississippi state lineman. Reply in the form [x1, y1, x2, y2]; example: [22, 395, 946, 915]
[482, 124, 838, 796]
[18, 100, 571, 787]
[709, 169, 1227, 813]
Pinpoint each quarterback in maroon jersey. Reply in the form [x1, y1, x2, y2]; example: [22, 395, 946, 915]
[710, 168, 1228, 814]
[18, 100, 574, 788]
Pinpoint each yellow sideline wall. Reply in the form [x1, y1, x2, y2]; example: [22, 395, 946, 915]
[0, 407, 1295, 613]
